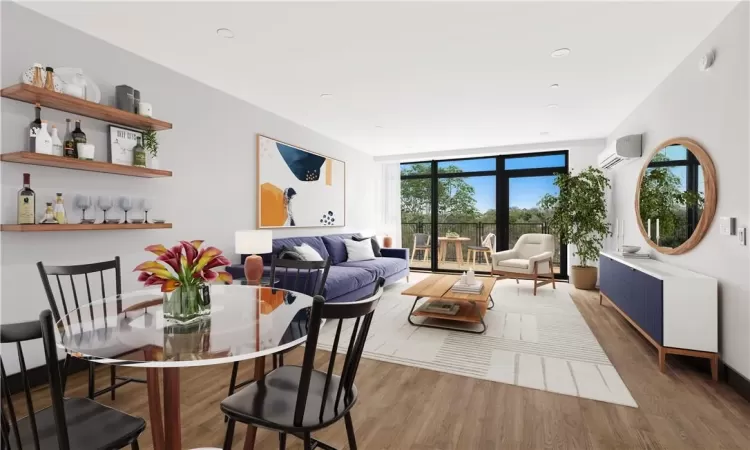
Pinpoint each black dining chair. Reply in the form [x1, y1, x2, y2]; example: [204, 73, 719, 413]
[226, 256, 332, 400]
[37, 257, 145, 399]
[221, 277, 385, 450]
[1, 310, 146, 449]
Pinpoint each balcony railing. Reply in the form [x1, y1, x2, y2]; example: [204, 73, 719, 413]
[402, 222, 561, 269]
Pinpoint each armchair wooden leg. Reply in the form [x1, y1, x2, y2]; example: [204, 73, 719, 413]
[533, 261, 539, 296]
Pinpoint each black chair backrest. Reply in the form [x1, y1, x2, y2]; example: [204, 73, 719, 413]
[37, 257, 122, 325]
[270, 256, 331, 297]
[1, 311, 69, 450]
[293, 277, 385, 426]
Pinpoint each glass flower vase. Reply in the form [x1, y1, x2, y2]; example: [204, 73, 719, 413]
[163, 284, 211, 324]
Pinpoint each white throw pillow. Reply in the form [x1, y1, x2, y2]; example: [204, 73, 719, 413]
[344, 238, 376, 262]
[293, 243, 324, 261]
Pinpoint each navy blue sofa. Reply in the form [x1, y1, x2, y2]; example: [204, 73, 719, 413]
[227, 233, 409, 303]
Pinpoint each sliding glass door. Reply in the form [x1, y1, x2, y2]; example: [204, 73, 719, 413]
[401, 151, 568, 279]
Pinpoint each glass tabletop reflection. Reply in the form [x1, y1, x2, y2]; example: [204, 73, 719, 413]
[56, 285, 314, 368]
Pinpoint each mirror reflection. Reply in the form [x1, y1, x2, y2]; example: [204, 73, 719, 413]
[639, 144, 705, 249]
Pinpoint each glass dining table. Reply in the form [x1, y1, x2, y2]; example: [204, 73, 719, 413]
[55, 284, 315, 450]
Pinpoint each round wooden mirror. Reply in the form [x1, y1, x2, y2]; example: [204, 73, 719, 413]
[635, 138, 716, 255]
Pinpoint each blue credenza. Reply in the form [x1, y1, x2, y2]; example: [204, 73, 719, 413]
[599, 252, 718, 380]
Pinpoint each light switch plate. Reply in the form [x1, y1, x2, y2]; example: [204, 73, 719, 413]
[739, 227, 747, 246]
[720, 217, 736, 236]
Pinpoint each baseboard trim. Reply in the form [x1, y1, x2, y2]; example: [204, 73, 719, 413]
[725, 363, 750, 403]
[4, 358, 89, 395]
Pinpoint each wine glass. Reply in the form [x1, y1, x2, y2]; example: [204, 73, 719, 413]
[76, 195, 93, 223]
[142, 198, 152, 223]
[120, 197, 133, 224]
[98, 196, 113, 223]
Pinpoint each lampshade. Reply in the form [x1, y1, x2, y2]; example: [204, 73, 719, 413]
[235, 230, 272, 254]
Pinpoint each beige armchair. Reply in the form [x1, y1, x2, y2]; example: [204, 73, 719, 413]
[491, 233, 556, 295]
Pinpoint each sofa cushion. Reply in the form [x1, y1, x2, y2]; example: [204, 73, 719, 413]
[259, 236, 329, 264]
[495, 258, 530, 270]
[321, 234, 359, 265]
[323, 266, 376, 300]
[337, 257, 408, 279]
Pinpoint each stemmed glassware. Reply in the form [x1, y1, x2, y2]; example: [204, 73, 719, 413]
[98, 196, 113, 223]
[120, 197, 133, 224]
[76, 195, 93, 224]
[142, 198, 152, 223]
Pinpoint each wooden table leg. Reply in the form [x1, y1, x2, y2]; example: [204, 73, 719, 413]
[146, 367, 165, 450]
[242, 356, 266, 450]
[439, 241, 447, 262]
[162, 368, 181, 450]
[456, 241, 464, 266]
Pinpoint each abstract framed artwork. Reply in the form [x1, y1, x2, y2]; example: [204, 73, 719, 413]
[257, 134, 346, 228]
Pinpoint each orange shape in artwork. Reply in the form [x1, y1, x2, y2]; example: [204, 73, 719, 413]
[260, 182, 287, 226]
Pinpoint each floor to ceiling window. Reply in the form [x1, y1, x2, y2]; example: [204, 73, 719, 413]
[400, 151, 568, 278]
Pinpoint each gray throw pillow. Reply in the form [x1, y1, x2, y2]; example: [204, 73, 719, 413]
[353, 234, 382, 257]
[277, 246, 303, 261]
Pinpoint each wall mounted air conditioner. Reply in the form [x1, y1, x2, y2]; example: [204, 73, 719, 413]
[597, 134, 642, 170]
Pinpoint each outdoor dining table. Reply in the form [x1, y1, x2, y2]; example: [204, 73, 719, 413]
[55, 284, 315, 450]
[437, 236, 472, 266]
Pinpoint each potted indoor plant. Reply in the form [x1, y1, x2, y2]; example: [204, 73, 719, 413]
[135, 240, 232, 323]
[538, 167, 611, 290]
[143, 129, 159, 169]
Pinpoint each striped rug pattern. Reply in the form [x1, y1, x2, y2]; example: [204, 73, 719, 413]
[317, 274, 637, 407]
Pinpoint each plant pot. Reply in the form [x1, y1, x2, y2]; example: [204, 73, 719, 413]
[571, 265, 598, 290]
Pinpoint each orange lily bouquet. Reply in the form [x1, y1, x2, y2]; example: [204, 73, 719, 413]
[135, 240, 233, 323]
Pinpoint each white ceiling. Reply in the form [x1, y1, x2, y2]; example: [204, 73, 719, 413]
[20, 1, 737, 156]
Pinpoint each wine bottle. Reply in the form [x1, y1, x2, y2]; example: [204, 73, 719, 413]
[54, 193, 67, 224]
[72, 120, 86, 156]
[29, 103, 42, 151]
[63, 118, 76, 158]
[17, 173, 36, 224]
[133, 136, 146, 167]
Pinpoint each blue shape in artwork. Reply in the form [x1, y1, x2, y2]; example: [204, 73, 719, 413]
[276, 142, 325, 182]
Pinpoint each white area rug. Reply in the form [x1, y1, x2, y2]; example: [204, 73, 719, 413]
[318, 273, 637, 407]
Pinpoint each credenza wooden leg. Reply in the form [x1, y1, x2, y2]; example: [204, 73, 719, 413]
[658, 347, 666, 373]
[710, 354, 719, 382]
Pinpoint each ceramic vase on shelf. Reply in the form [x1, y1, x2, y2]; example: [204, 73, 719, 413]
[149, 155, 159, 169]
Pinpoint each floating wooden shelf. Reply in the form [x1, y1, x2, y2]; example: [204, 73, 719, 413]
[0, 223, 172, 232]
[0, 152, 172, 178]
[1, 84, 172, 131]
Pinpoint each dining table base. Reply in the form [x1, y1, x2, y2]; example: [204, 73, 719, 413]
[146, 358, 266, 450]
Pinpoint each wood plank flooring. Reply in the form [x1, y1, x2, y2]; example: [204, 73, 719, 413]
[9, 286, 750, 449]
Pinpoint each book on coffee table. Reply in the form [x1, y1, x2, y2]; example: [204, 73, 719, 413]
[451, 280, 483, 294]
[416, 300, 460, 316]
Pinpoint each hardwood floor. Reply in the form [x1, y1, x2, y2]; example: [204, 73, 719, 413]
[9, 286, 750, 449]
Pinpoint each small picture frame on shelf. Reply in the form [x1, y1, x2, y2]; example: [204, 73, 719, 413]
[108, 125, 141, 166]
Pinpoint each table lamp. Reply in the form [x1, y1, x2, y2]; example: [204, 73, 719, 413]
[235, 230, 272, 285]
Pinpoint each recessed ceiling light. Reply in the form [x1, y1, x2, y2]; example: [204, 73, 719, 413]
[547, 104, 559, 109]
[549, 83, 560, 89]
[216, 28, 234, 39]
[320, 93, 333, 99]
[550, 48, 571, 58]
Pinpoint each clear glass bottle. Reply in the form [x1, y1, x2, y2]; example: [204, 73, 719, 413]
[17, 173, 36, 225]
[133, 136, 147, 167]
[53, 193, 67, 224]
[31, 63, 44, 88]
[44, 67, 55, 91]
[41, 202, 57, 224]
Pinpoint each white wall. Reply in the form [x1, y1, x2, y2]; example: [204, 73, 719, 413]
[0, 3, 378, 371]
[606, 3, 750, 379]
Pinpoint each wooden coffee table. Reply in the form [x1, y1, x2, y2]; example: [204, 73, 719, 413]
[401, 274, 496, 334]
